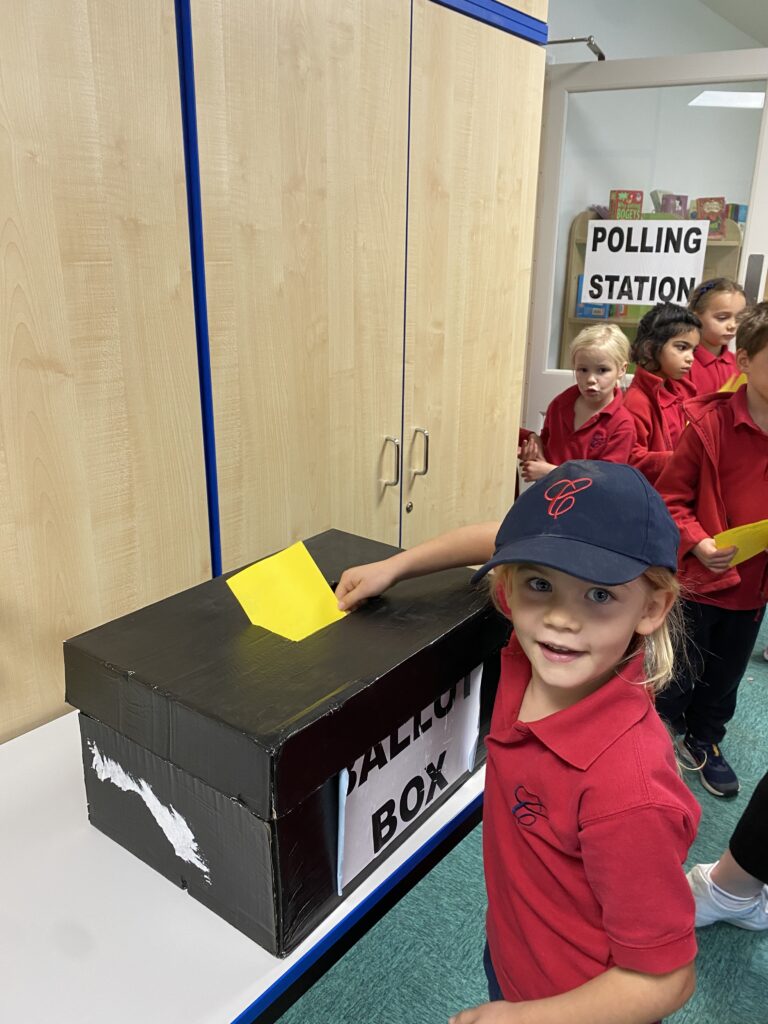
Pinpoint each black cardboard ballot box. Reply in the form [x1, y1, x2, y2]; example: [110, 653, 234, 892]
[65, 530, 508, 956]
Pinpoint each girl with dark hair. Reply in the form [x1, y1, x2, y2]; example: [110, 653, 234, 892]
[623, 303, 700, 485]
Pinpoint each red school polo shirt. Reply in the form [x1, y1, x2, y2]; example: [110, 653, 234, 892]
[623, 367, 696, 485]
[688, 344, 739, 396]
[484, 636, 700, 1004]
[665, 386, 768, 610]
[540, 384, 635, 465]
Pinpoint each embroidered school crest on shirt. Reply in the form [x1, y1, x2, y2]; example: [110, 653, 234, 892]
[588, 431, 606, 450]
[510, 785, 548, 827]
[543, 477, 593, 519]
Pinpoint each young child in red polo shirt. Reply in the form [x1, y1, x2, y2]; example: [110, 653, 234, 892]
[687, 278, 746, 395]
[519, 324, 634, 482]
[655, 303, 768, 799]
[337, 461, 699, 1024]
[623, 303, 700, 485]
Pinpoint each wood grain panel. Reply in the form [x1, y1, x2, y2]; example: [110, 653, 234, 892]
[402, 0, 546, 545]
[498, 0, 548, 22]
[0, 0, 209, 741]
[193, 0, 410, 571]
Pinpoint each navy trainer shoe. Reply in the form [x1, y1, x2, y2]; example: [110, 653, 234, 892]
[679, 734, 740, 797]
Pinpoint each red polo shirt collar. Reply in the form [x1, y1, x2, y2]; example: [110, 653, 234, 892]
[731, 383, 760, 431]
[695, 345, 724, 367]
[633, 365, 692, 408]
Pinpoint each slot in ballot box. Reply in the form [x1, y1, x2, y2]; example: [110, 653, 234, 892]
[64, 530, 507, 956]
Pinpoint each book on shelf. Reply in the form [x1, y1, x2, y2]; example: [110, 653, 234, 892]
[660, 193, 688, 217]
[649, 190, 688, 217]
[726, 202, 748, 226]
[576, 275, 611, 319]
[694, 196, 726, 240]
[609, 190, 643, 220]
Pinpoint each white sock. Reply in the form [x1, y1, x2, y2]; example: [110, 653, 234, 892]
[709, 873, 760, 910]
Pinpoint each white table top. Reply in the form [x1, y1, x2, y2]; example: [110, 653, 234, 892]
[0, 711, 484, 1024]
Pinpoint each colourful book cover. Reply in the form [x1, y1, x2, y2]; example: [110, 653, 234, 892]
[609, 189, 643, 220]
[695, 196, 726, 239]
[726, 202, 748, 226]
[660, 193, 688, 218]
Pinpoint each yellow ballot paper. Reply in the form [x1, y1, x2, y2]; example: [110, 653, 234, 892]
[226, 541, 346, 641]
[718, 372, 747, 393]
[714, 519, 768, 567]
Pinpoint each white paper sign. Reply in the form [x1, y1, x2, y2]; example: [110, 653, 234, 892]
[337, 665, 483, 893]
[582, 219, 708, 306]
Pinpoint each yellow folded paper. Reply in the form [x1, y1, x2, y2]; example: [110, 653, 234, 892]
[226, 541, 346, 641]
[719, 372, 746, 393]
[714, 519, 768, 567]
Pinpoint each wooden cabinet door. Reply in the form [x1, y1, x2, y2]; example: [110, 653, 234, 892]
[193, 0, 410, 570]
[0, 0, 210, 742]
[402, 0, 545, 547]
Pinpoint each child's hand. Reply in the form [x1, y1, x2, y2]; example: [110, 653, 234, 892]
[520, 458, 556, 483]
[520, 433, 543, 463]
[335, 560, 399, 611]
[692, 538, 738, 573]
[449, 1001, 519, 1023]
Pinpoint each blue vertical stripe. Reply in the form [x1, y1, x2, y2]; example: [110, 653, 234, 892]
[174, 0, 223, 577]
[429, 0, 548, 44]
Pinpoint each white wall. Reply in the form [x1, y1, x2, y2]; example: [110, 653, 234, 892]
[547, 0, 760, 62]
[544, 0, 764, 364]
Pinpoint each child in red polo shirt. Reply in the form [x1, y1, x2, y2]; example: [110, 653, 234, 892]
[623, 303, 700, 485]
[687, 278, 746, 395]
[337, 462, 699, 1024]
[520, 324, 634, 482]
[655, 303, 768, 799]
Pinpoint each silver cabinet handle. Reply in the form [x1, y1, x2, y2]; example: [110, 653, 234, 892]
[382, 436, 400, 487]
[412, 427, 429, 476]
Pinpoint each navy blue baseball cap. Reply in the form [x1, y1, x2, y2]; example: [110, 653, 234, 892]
[471, 460, 679, 586]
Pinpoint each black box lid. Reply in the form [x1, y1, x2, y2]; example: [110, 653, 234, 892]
[65, 530, 506, 817]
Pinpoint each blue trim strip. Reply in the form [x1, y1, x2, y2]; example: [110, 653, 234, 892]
[174, 0, 223, 578]
[429, 0, 548, 44]
[229, 789, 484, 1024]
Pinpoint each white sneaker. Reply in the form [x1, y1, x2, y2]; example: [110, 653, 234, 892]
[687, 863, 768, 930]
[763, 646, 768, 662]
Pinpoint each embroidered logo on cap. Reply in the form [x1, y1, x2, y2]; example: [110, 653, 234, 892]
[544, 477, 593, 519]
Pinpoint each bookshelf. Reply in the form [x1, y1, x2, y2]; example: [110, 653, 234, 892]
[558, 210, 742, 367]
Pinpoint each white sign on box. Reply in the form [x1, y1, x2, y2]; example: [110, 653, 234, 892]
[582, 219, 708, 306]
[337, 665, 483, 893]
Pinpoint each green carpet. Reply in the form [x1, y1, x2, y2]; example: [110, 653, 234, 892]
[281, 621, 768, 1024]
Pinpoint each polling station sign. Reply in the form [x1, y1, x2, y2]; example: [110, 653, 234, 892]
[337, 666, 482, 892]
[582, 220, 708, 306]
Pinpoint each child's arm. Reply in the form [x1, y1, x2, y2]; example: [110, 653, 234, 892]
[448, 961, 695, 1024]
[597, 416, 635, 465]
[335, 522, 499, 611]
[656, 429, 737, 571]
[626, 406, 671, 483]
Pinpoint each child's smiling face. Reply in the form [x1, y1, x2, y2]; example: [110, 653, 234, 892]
[503, 564, 671, 709]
